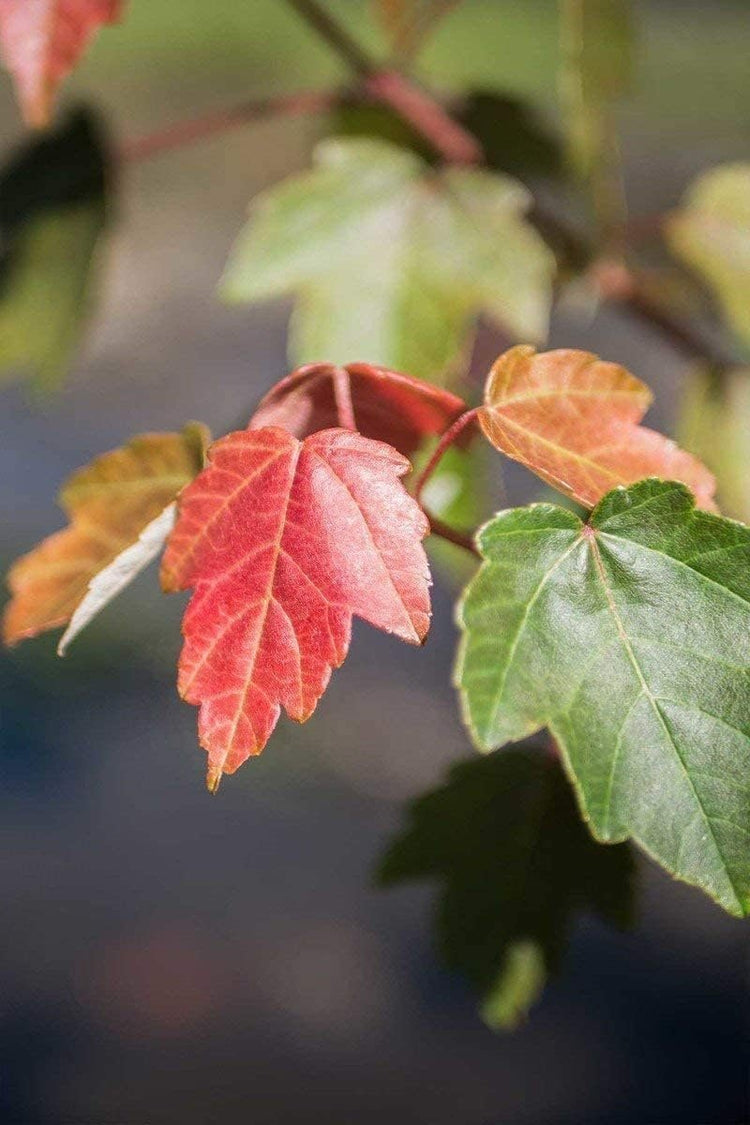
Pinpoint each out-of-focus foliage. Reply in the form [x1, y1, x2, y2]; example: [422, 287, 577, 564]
[374, 0, 460, 62]
[668, 164, 750, 352]
[378, 746, 635, 1028]
[221, 138, 554, 384]
[679, 366, 750, 525]
[0, 107, 110, 392]
[0, 0, 123, 127]
[557, 0, 634, 179]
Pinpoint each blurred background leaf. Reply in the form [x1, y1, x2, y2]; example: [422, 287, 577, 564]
[667, 164, 750, 354]
[0, 106, 111, 393]
[378, 745, 636, 1029]
[221, 136, 554, 385]
[678, 365, 750, 524]
[557, 0, 634, 180]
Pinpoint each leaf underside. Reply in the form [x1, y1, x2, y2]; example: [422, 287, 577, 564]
[248, 360, 466, 457]
[3, 424, 207, 648]
[161, 426, 431, 788]
[456, 479, 750, 916]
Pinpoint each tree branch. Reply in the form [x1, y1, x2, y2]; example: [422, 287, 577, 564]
[121, 88, 339, 163]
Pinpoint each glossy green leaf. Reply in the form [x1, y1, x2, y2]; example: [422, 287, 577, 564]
[456, 479, 750, 916]
[667, 164, 750, 350]
[221, 138, 554, 383]
[378, 746, 634, 1029]
[0, 107, 110, 392]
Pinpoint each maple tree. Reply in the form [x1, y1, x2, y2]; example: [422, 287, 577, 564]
[1, 0, 749, 1034]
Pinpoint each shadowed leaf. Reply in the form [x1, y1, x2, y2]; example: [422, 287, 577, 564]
[3, 424, 207, 649]
[0, 0, 123, 127]
[248, 361, 466, 457]
[479, 346, 716, 510]
[221, 138, 554, 384]
[456, 479, 750, 916]
[378, 746, 635, 1028]
[161, 427, 431, 788]
[0, 107, 111, 392]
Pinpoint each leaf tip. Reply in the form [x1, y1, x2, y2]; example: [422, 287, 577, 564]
[206, 766, 223, 794]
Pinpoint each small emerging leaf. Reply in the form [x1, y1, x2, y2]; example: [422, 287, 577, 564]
[0, 0, 123, 127]
[667, 164, 750, 350]
[456, 479, 750, 916]
[378, 747, 634, 1029]
[478, 346, 716, 510]
[221, 138, 554, 384]
[249, 361, 466, 457]
[162, 427, 431, 788]
[3, 424, 207, 649]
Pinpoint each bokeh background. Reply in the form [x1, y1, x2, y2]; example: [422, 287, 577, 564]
[1, 2, 749, 1121]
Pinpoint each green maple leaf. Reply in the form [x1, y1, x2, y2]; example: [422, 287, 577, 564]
[221, 138, 554, 383]
[378, 746, 634, 1029]
[456, 479, 750, 916]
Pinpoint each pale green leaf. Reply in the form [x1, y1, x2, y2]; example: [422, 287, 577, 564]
[221, 138, 554, 383]
[456, 479, 750, 916]
[667, 164, 750, 350]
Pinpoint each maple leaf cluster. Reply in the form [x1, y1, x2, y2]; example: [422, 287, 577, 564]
[4, 349, 719, 793]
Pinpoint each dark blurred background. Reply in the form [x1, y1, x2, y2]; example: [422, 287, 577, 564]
[1, 2, 749, 1122]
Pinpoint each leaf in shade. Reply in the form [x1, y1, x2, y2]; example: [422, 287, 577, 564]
[667, 164, 750, 349]
[3, 424, 207, 649]
[248, 361, 466, 457]
[478, 346, 716, 510]
[460, 92, 562, 179]
[558, 0, 635, 178]
[378, 746, 635, 1029]
[678, 366, 750, 524]
[0, 107, 110, 392]
[221, 139, 554, 384]
[0, 0, 123, 127]
[456, 479, 750, 916]
[161, 427, 431, 789]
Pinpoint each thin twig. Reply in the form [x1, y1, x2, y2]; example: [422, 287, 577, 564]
[122, 89, 339, 163]
[427, 515, 479, 556]
[283, 0, 480, 164]
[414, 409, 480, 505]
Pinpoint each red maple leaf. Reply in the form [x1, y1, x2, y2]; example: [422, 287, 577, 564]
[161, 427, 431, 789]
[248, 362, 467, 457]
[0, 0, 123, 127]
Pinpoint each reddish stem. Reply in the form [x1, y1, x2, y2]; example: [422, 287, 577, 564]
[414, 408, 479, 505]
[427, 516, 479, 557]
[122, 89, 338, 164]
[332, 366, 357, 430]
[364, 71, 481, 164]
